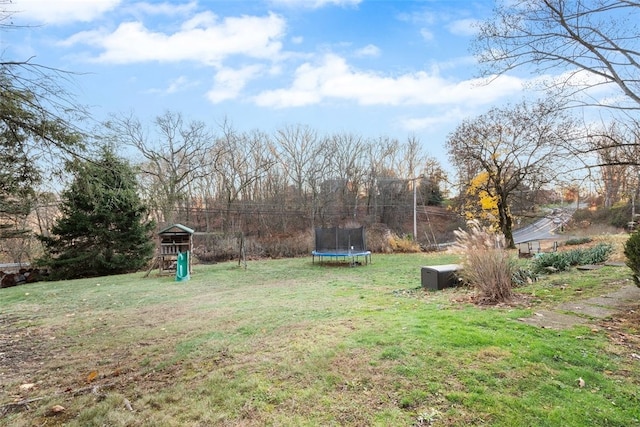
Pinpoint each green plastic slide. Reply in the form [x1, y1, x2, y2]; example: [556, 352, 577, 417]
[175, 251, 190, 282]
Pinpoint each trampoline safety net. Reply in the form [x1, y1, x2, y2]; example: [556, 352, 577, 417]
[314, 226, 366, 252]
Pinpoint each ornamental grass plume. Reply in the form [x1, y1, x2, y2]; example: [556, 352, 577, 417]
[452, 220, 516, 304]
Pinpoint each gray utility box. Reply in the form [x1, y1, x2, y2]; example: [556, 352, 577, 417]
[421, 264, 461, 291]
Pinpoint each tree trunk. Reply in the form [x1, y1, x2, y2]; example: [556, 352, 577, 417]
[497, 195, 515, 249]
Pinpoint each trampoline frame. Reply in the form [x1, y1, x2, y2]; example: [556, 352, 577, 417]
[311, 250, 372, 265]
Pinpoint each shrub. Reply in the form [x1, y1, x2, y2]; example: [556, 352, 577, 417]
[565, 237, 592, 246]
[532, 243, 613, 275]
[530, 251, 571, 274]
[580, 243, 613, 264]
[262, 232, 313, 258]
[624, 231, 640, 287]
[451, 220, 515, 304]
[572, 205, 632, 229]
[192, 234, 244, 262]
[511, 267, 538, 287]
[365, 224, 393, 253]
[387, 234, 421, 253]
[608, 204, 633, 228]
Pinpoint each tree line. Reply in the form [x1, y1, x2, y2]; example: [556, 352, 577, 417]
[103, 113, 447, 236]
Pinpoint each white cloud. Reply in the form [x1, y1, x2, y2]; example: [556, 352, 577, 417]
[354, 44, 380, 58]
[447, 18, 481, 37]
[63, 12, 287, 65]
[254, 53, 525, 108]
[125, 1, 198, 16]
[181, 11, 218, 30]
[400, 108, 467, 132]
[14, 0, 121, 24]
[550, 68, 611, 92]
[533, 67, 635, 109]
[165, 76, 197, 94]
[269, 0, 361, 8]
[397, 10, 436, 25]
[420, 28, 434, 42]
[145, 76, 199, 95]
[207, 65, 264, 103]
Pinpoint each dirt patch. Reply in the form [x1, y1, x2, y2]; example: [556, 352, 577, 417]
[0, 315, 62, 385]
[599, 305, 640, 357]
[558, 301, 620, 318]
[0, 308, 197, 417]
[518, 310, 591, 330]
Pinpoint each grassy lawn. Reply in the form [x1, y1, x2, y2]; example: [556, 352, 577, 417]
[1, 251, 639, 426]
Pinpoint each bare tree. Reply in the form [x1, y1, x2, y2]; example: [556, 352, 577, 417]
[106, 111, 221, 226]
[273, 124, 320, 206]
[588, 121, 640, 211]
[589, 123, 628, 207]
[326, 133, 368, 220]
[364, 136, 400, 220]
[188, 158, 220, 232]
[475, 0, 640, 110]
[447, 100, 576, 248]
[272, 124, 330, 229]
[214, 121, 276, 232]
[398, 135, 425, 179]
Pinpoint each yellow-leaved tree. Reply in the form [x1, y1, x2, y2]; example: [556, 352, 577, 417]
[447, 100, 576, 248]
[464, 171, 500, 229]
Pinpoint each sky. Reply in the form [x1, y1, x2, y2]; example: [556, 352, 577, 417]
[2, 0, 535, 169]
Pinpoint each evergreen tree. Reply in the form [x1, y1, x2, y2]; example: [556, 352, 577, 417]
[1, 1, 88, 249]
[39, 148, 155, 280]
[0, 77, 82, 240]
[420, 176, 444, 207]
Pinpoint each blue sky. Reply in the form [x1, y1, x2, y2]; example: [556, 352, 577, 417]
[3, 0, 533, 167]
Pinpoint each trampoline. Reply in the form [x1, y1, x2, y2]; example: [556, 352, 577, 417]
[312, 226, 371, 265]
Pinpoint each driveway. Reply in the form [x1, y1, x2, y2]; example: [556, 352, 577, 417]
[513, 208, 574, 244]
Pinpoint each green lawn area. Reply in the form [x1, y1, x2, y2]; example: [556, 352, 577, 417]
[1, 252, 639, 426]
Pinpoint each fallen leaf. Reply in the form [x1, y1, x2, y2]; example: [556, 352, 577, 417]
[631, 353, 640, 360]
[87, 370, 98, 383]
[50, 405, 65, 414]
[19, 383, 35, 391]
[578, 377, 585, 388]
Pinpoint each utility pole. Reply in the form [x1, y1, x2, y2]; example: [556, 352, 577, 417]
[410, 174, 424, 241]
[413, 180, 417, 240]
